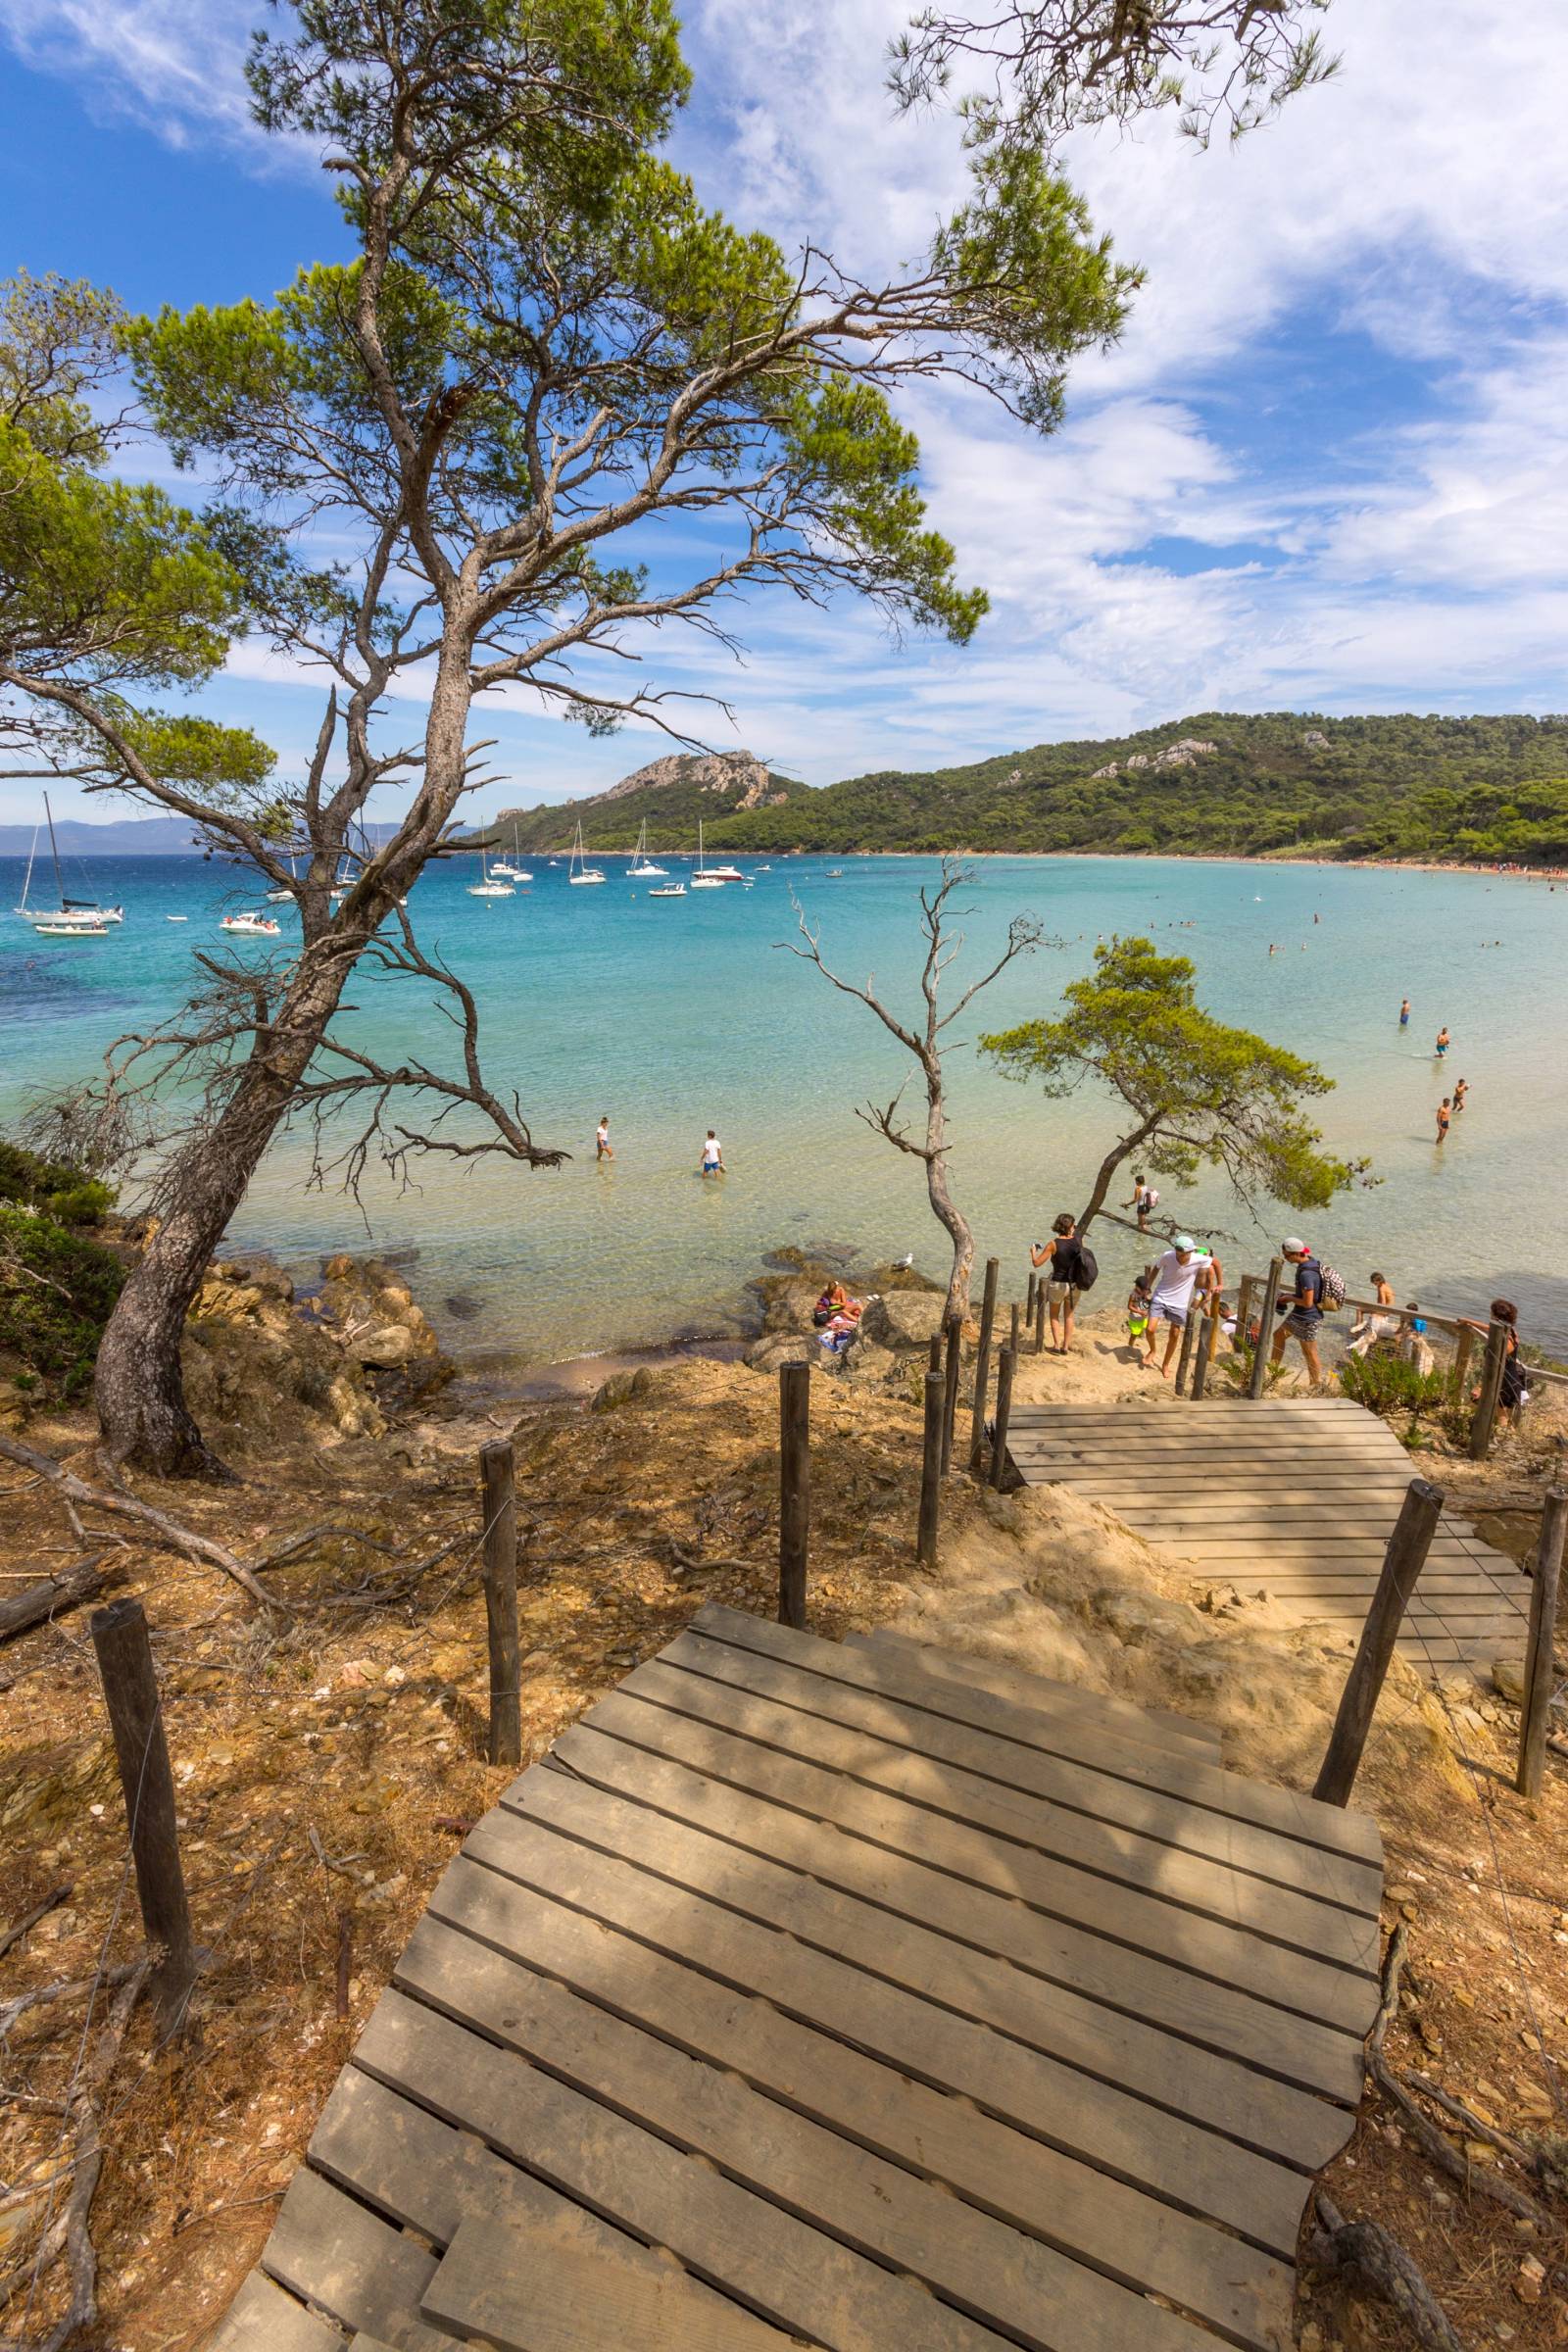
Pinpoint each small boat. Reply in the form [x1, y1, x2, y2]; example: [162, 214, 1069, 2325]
[32, 917, 108, 938]
[166, 914, 188, 922]
[827, 867, 844, 877]
[567, 823, 606, 886]
[468, 844, 515, 898]
[628, 819, 667, 879]
[220, 911, 281, 936]
[648, 882, 687, 899]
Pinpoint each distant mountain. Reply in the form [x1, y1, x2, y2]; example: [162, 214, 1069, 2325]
[480, 712, 1568, 865]
[479, 750, 799, 854]
[0, 813, 207, 858]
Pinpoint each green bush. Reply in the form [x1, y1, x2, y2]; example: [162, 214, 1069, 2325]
[0, 1139, 117, 1224]
[1338, 1350, 1449, 1427]
[0, 1203, 125, 1396]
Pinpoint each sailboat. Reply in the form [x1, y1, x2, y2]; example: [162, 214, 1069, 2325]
[627, 820, 667, 879]
[268, 852, 299, 904]
[689, 820, 732, 888]
[491, 823, 533, 882]
[567, 822, 606, 885]
[18, 797, 121, 931]
[468, 843, 515, 898]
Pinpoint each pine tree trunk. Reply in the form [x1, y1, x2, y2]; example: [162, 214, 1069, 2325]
[94, 946, 357, 1478]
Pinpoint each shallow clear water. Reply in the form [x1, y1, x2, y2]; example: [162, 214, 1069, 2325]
[3, 852, 1566, 1359]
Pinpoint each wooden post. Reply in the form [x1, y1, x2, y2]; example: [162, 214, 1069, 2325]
[1450, 1322, 1474, 1404]
[990, 1347, 1016, 1491]
[1190, 1298, 1219, 1401]
[1009, 1301, 1021, 1353]
[1248, 1258, 1283, 1399]
[940, 1314, 962, 1476]
[1516, 1488, 1568, 1799]
[1025, 1270, 1038, 1326]
[479, 1440, 521, 1766]
[777, 1360, 810, 1629]
[968, 1256, 1000, 1474]
[1312, 1479, 1444, 1806]
[89, 1596, 195, 2038]
[1034, 1281, 1048, 1354]
[927, 1331, 943, 1377]
[1237, 1276, 1255, 1355]
[1469, 1321, 1508, 1459]
[917, 1371, 944, 1568]
[1173, 1307, 1200, 1397]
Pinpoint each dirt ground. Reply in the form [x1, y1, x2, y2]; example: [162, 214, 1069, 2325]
[4, 1285, 1568, 2350]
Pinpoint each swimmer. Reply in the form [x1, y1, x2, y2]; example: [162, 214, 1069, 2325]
[1452, 1077, 1468, 1114]
[1435, 1025, 1450, 1057]
[1436, 1098, 1450, 1145]
[1398, 998, 1410, 1027]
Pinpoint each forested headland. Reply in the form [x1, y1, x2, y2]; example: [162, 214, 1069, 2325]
[488, 712, 1568, 864]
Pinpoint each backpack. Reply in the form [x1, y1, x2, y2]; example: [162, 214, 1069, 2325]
[1315, 1261, 1346, 1312]
[1074, 1242, 1100, 1293]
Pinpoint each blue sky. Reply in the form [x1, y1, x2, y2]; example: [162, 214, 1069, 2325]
[3, 0, 1567, 827]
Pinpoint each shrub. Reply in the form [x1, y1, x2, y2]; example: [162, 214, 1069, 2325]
[1339, 1350, 1449, 1428]
[0, 1203, 125, 1396]
[0, 1138, 117, 1224]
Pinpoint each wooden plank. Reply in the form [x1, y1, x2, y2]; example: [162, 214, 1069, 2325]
[847, 1629, 1221, 1759]
[422, 2216, 795, 2352]
[377, 1946, 1218, 2352]
[697, 1605, 1378, 1868]
[663, 1631, 1383, 1925]
[604, 1660, 1381, 2015]
[210, 2271, 347, 2352]
[556, 1690, 1377, 2059]
[543, 1715, 1366, 2124]
[432, 1840, 1306, 2329]
[262, 2167, 453, 2351]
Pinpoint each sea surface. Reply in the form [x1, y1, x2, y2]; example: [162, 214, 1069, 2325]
[4, 851, 1567, 1361]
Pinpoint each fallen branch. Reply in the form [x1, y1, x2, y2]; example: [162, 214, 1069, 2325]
[1308, 2189, 1465, 2352]
[0, 1956, 150, 2351]
[0, 1557, 120, 1647]
[0, 1434, 286, 1615]
[0, 1964, 137, 2040]
[0, 1884, 74, 1965]
[307, 1826, 368, 1880]
[1404, 2069, 1536, 2169]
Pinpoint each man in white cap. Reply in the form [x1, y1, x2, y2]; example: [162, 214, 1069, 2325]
[1144, 1233, 1217, 1378]
[1269, 1237, 1325, 1384]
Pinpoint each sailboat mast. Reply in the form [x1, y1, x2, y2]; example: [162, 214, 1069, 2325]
[43, 792, 66, 910]
[19, 820, 38, 913]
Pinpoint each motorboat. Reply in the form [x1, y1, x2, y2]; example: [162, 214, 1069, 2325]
[491, 824, 533, 881]
[220, 911, 281, 937]
[648, 882, 687, 898]
[567, 823, 606, 885]
[32, 917, 108, 938]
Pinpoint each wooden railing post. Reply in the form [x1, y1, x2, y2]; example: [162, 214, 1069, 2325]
[968, 1257, 1000, 1474]
[1237, 1276, 1255, 1357]
[1517, 1489, 1568, 1799]
[479, 1440, 521, 1766]
[1009, 1301, 1021, 1354]
[1313, 1480, 1444, 1805]
[1449, 1322, 1474, 1404]
[1248, 1258, 1283, 1398]
[918, 1371, 944, 1567]
[1173, 1307, 1200, 1397]
[778, 1361, 810, 1629]
[89, 1596, 195, 2038]
[1190, 1297, 1219, 1400]
[990, 1348, 1016, 1491]
[1025, 1270, 1037, 1329]
[1469, 1320, 1508, 1459]
[1034, 1281, 1048, 1354]
[927, 1331, 943, 1377]
[941, 1314, 962, 1475]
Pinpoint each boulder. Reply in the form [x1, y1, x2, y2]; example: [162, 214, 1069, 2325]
[745, 1334, 814, 1375]
[355, 1322, 416, 1368]
[760, 1279, 826, 1336]
[863, 1292, 948, 1350]
[591, 1366, 657, 1412]
[842, 1341, 898, 1387]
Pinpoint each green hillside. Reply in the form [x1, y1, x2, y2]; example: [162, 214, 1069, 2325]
[480, 714, 1568, 865]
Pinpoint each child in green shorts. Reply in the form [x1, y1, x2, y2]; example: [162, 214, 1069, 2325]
[1126, 1274, 1152, 1348]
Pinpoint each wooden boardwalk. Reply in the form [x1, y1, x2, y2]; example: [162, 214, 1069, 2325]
[214, 1601, 1385, 2352]
[1006, 1394, 1528, 1671]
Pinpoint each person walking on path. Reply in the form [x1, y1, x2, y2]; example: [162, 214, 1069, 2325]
[1123, 1176, 1159, 1231]
[1030, 1212, 1086, 1354]
[1399, 998, 1410, 1027]
[700, 1130, 725, 1177]
[1268, 1238, 1326, 1385]
[595, 1115, 613, 1162]
[1436, 1098, 1451, 1145]
[1452, 1077, 1469, 1114]
[1143, 1235, 1216, 1379]
[1435, 1024, 1450, 1057]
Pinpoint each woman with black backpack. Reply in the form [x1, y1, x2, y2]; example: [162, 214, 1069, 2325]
[1030, 1212, 1098, 1356]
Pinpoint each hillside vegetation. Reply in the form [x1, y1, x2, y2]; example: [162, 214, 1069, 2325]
[483, 714, 1568, 864]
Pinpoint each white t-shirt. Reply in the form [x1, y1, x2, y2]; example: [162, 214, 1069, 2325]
[1151, 1248, 1207, 1315]
[702, 1136, 722, 1166]
[596, 1123, 610, 1148]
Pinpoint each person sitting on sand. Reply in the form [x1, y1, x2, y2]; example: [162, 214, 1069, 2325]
[812, 1280, 852, 1328]
[1348, 1272, 1397, 1359]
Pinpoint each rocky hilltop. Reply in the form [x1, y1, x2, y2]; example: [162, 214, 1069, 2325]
[483, 748, 796, 854]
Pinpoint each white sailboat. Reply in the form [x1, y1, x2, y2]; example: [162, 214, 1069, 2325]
[627, 820, 667, 879]
[689, 820, 729, 888]
[567, 823, 606, 885]
[468, 843, 515, 898]
[491, 823, 533, 882]
[268, 852, 299, 903]
[18, 796, 122, 929]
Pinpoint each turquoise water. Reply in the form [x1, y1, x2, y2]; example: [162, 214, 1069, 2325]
[4, 852, 1567, 1359]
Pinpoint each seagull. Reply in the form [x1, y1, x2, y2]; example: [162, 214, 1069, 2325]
[893, 1252, 914, 1270]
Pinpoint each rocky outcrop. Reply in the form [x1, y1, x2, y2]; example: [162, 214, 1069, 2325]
[598, 750, 789, 809]
[862, 1292, 950, 1350]
[1091, 738, 1218, 781]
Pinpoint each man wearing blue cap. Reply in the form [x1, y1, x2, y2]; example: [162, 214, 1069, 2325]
[1144, 1234, 1216, 1378]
